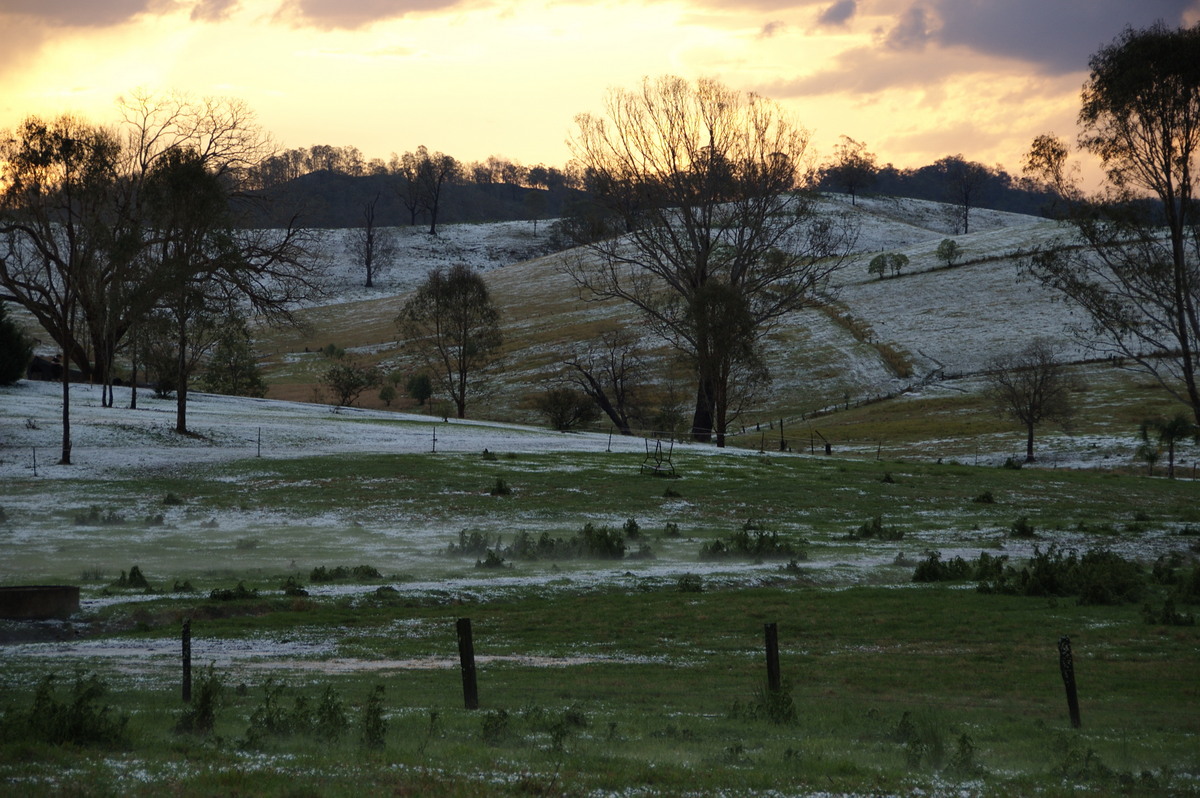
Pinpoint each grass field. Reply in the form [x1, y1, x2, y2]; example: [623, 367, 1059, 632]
[2, 441, 1198, 797]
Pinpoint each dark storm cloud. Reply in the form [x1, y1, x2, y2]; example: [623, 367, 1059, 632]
[0, 0, 157, 26]
[882, 4, 931, 51]
[924, 0, 1195, 73]
[816, 0, 855, 27]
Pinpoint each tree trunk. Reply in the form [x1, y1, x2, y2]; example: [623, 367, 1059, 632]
[1025, 423, 1035, 463]
[59, 354, 72, 465]
[690, 378, 714, 443]
[1167, 441, 1176, 479]
[175, 324, 189, 434]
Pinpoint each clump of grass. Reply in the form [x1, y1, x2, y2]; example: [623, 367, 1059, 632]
[973, 490, 996, 504]
[701, 520, 804, 560]
[1009, 516, 1036, 538]
[489, 477, 512, 496]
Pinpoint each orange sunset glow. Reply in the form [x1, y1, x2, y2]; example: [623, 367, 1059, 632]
[2, 1, 1200, 178]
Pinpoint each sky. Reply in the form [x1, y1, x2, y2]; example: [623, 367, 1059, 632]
[1, 1, 1198, 179]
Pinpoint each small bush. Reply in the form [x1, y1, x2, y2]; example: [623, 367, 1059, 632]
[979, 545, 1146, 605]
[448, 529, 499, 556]
[677, 573, 704, 592]
[738, 684, 797, 725]
[209, 581, 258, 601]
[360, 685, 387, 749]
[281, 576, 308, 596]
[662, 521, 680, 537]
[1, 672, 129, 747]
[973, 490, 995, 504]
[175, 665, 222, 736]
[849, 515, 904, 541]
[309, 565, 382, 582]
[480, 709, 511, 746]
[489, 477, 512, 496]
[1142, 598, 1196, 626]
[475, 550, 508, 569]
[1009, 516, 1036, 538]
[701, 520, 804, 560]
[623, 518, 641, 538]
[913, 552, 1009, 583]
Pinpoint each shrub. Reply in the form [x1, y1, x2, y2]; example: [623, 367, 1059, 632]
[448, 529, 499, 556]
[361, 686, 388, 749]
[701, 522, 803, 559]
[309, 565, 382, 582]
[1142, 598, 1196, 626]
[489, 477, 512, 496]
[175, 665, 222, 736]
[936, 238, 962, 266]
[973, 490, 995, 504]
[913, 551, 1009, 583]
[480, 709, 510, 746]
[209, 581, 258, 601]
[2, 672, 129, 747]
[677, 573, 704, 592]
[475, 550, 508, 569]
[533, 387, 600, 431]
[0, 301, 34, 385]
[980, 545, 1146, 604]
[1009, 516, 1036, 538]
[849, 515, 904, 541]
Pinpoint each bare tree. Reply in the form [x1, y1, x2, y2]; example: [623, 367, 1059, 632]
[1024, 23, 1200, 425]
[350, 193, 395, 288]
[397, 264, 502, 419]
[984, 339, 1078, 463]
[0, 115, 122, 463]
[564, 329, 646, 435]
[565, 75, 854, 446]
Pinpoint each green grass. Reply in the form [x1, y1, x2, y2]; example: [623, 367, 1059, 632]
[2, 448, 1199, 795]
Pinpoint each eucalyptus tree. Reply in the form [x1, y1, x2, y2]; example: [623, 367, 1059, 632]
[1024, 22, 1200, 424]
[397, 264, 502, 419]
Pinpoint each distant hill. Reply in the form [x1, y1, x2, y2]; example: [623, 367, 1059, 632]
[243, 171, 585, 229]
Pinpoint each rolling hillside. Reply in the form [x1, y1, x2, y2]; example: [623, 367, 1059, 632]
[5, 193, 1189, 470]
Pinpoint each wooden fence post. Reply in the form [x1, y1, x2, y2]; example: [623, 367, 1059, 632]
[764, 622, 781, 693]
[457, 617, 479, 710]
[1058, 635, 1081, 728]
[181, 618, 192, 703]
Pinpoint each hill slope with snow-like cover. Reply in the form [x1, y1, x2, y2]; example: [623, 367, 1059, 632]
[279, 194, 1079, 414]
[5, 193, 1169, 475]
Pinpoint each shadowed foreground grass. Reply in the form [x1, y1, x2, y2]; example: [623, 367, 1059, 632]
[1, 582, 1197, 797]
